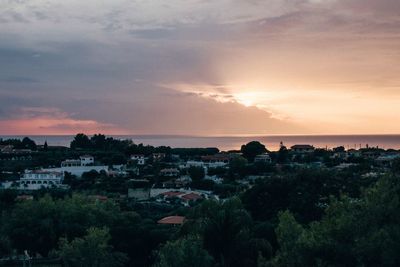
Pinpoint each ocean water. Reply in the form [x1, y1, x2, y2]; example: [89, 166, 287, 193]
[1, 135, 400, 151]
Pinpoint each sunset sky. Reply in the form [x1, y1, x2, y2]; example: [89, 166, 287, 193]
[1, 0, 399, 135]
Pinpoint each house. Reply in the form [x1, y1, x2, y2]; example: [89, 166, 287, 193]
[181, 192, 203, 203]
[184, 160, 205, 168]
[0, 145, 13, 153]
[254, 153, 272, 163]
[201, 154, 230, 167]
[291, 145, 315, 153]
[153, 153, 166, 161]
[80, 155, 94, 166]
[376, 153, 400, 167]
[16, 195, 34, 201]
[160, 168, 180, 177]
[347, 149, 362, 158]
[157, 216, 185, 225]
[130, 154, 145, 165]
[128, 188, 150, 200]
[2, 170, 65, 190]
[51, 156, 108, 177]
[61, 159, 81, 167]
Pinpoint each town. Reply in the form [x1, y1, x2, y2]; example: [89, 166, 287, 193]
[0, 134, 399, 266]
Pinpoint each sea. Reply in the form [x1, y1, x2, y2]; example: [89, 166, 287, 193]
[1, 135, 400, 152]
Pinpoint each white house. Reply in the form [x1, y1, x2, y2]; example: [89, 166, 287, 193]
[184, 161, 205, 168]
[130, 154, 145, 165]
[47, 156, 108, 177]
[2, 170, 65, 190]
[61, 159, 81, 167]
[201, 155, 230, 168]
[160, 168, 180, 177]
[80, 155, 94, 166]
[254, 153, 272, 163]
[291, 145, 315, 153]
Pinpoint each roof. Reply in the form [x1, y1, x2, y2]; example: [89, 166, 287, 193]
[28, 170, 63, 175]
[160, 168, 179, 172]
[255, 153, 271, 158]
[80, 155, 93, 158]
[160, 191, 185, 197]
[63, 159, 81, 163]
[291, 145, 314, 149]
[181, 193, 203, 201]
[201, 155, 230, 161]
[157, 216, 185, 225]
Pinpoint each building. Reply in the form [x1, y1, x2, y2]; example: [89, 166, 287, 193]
[376, 153, 400, 167]
[184, 160, 205, 168]
[62, 155, 94, 167]
[159, 168, 180, 177]
[291, 145, 315, 153]
[0, 145, 13, 153]
[201, 154, 230, 168]
[1, 170, 65, 190]
[157, 216, 185, 225]
[254, 153, 272, 163]
[130, 154, 145, 165]
[128, 188, 151, 200]
[61, 159, 81, 167]
[53, 156, 108, 177]
[153, 153, 166, 161]
[80, 155, 94, 166]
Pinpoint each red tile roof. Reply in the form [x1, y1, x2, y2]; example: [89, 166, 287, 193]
[157, 216, 185, 225]
[160, 191, 185, 197]
[181, 193, 203, 201]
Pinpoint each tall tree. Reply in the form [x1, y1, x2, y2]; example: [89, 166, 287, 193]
[241, 141, 267, 161]
[154, 237, 213, 267]
[70, 133, 92, 150]
[57, 227, 127, 267]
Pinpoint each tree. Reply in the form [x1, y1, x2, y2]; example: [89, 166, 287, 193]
[228, 156, 248, 180]
[57, 227, 127, 267]
[333, 146, 345, 153]
[392, 158, 400, 173]
[153, 237, 213, 267]
[44, 141, 48, 151]
[241, 141, 267, 161]
[188, 166, 205, 181]
[186, 198, 270, 267]
[0, 235, 11, 257]
[272, 211, 304, 267]
[271, 175, 400, 267]
[70, 133, 92, 150]
[277, 145, 289, 163]
[91, 134, 107, 150]
[22, 137, 37, 150]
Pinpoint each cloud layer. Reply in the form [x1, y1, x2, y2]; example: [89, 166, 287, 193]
[0, 0, 399, 134]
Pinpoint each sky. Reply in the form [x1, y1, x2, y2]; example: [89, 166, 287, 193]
[0, 0, 399, 135]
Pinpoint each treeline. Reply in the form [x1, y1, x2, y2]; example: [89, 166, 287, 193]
[154, 174, 400, 267]
[0, 137, 37, 150]
[1, 170, 399, 266]
[0, 193, 176, 266]
[70, 133, 220, 158]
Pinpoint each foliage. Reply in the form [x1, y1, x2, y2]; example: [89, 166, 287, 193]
[153, 236, 214, 267]
[184, 198, 272, 267]
[0, 137, 37, 150]
[240, 141, 267, 161]
[57, 227, 127, 267]
[271, 175, 400, 267]
[188, 166, 206, 181]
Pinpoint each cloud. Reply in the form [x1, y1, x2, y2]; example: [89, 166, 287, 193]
[0, 0, 400, 134]
[0, 106, 126, 135]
